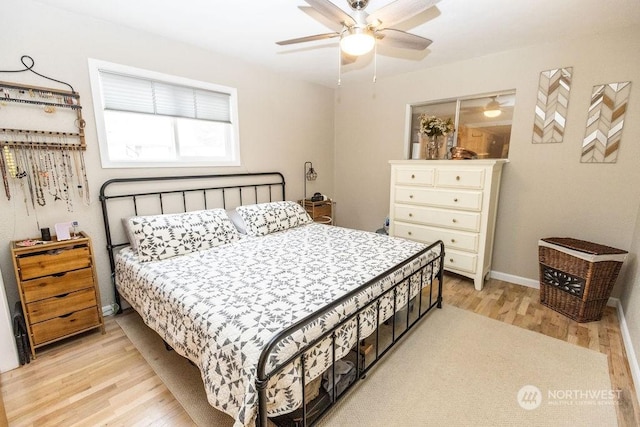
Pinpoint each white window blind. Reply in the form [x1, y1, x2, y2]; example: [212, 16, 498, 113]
[100, 71, 231, 123]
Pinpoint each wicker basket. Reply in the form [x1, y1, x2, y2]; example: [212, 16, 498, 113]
[538, 237, 627, 322]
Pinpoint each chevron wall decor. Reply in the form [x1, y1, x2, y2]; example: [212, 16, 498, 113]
[581, 81, 632, 163]
[533, 67, 573, 144]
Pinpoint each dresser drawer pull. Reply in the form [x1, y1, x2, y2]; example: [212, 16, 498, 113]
[409, 194, 414, 199]
[452, 219, 457, 223]
[456, 176, 461, 181]
[52, 272, 67, 277]
[58, 312, 74, 318]
[55, 293, 70, 298]
[411, 174, 415, 179]
[451, 239, 456, 243]
[453, 198, 458, 202]
[408, 213, 413, 217]
[407, 231, 412, 236]
[449, 258, 454, 263]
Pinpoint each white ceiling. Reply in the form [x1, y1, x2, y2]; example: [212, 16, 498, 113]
[34, 0, 640, 88]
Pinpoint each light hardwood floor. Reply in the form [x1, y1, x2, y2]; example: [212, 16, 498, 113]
[1, 274, 639, 426]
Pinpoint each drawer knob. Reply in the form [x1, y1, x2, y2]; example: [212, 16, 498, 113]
[449, 258, 454, 263]
[408, 213, 413, 217]
[451, 239, 456, 243]
[411, 174, 415, 179]
[409, 194, 414, 199]
[456, 176, 461, 181]
[407, 231, 412, 236]
[453, 198, 458, 202]
[452, 219, 457, 223]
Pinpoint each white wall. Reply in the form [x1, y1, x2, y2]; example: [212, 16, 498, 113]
[0, 0, 335, 312]
[333, 26, 640, 298]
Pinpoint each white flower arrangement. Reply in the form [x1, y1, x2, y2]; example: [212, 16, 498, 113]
[419, 114, 454, 137]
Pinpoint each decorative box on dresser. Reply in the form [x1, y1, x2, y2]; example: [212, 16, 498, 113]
[389, 159, 507, 290]
[10, 231, 104, 358]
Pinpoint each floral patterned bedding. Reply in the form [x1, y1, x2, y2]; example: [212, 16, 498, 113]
[115, 223, 440, 426]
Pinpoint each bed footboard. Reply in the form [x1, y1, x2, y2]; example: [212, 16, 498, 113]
[256, 240, 444, 427]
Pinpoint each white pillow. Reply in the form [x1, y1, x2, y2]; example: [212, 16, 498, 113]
[236, 201, 312, 237]
[128, 209, 239, 262]
[122, 217, 139, 252]
[226, 209, 247, 234]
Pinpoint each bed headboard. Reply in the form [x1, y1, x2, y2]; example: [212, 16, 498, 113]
[99, 172, 285, 311]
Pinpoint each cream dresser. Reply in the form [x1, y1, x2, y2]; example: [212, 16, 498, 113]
[389, 159, 507, 290]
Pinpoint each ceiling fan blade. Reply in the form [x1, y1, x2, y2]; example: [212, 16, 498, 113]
[376, 28, 432, 50]
[367, 0, 441, 28]
[276, 32, 340, 46]
[299, 6, 344, 32]
[305, 0, 357, 27]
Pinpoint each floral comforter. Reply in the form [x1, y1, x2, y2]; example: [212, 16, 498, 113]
[115, 223, 440, 426]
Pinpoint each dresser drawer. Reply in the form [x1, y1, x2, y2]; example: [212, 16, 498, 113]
[17, 246, 91, 280]
[436, 169, 485, 189]
[27, 288, 97, 324]
[395, 187, 483, 211]
[394, 205, 481, 232]
[21, 267, 94, 302]
[394, 222, 478, 253]
[31, 307, 100, 346]
[394, 168, 435, 186]
[444, 249, 477, 274]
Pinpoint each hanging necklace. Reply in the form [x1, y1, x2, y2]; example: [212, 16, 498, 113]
[0, 144, 10, 200]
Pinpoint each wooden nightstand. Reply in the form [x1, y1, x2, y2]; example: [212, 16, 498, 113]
[300, 199, 333, 224]
[10, 231, 105, 358]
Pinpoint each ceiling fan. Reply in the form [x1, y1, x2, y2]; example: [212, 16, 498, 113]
[276, 0, 441, 58]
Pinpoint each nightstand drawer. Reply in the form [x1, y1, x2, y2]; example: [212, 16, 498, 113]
[31, 307, 100, 346]
[18, 246, 91, 280]
[394, 222, 478, 252]
[27, 288, 97, 324]
[394, 205, 481, 232]
[436, 169, 485, 189]
[395, 168, 435, 186]
[395, 187, 483, 211]
[22, 267, 94, 302]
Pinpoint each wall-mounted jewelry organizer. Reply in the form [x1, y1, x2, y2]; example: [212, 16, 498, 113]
[1, 81, 86, 149]
[0, 56, 90, 212]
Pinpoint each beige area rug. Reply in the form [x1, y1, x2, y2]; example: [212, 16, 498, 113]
[116, 305, 618, 427]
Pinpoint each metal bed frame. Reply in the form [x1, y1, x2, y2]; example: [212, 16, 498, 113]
[99, 172, 444, 427]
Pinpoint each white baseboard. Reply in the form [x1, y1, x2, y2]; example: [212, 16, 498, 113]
[609, 297, 640, 406]
[490, 270, 639, 402]
[489, 270, 539, 288]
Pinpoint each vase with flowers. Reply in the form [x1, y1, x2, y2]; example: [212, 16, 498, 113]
[418, 114, 454, 159]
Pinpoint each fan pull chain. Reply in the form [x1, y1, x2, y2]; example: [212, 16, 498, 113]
[373, 42, 377, 83]
[338, 47, 342, 86]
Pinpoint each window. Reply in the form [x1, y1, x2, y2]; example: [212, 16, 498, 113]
[88, 59, 240, 168]
[407, 90, 515, 159]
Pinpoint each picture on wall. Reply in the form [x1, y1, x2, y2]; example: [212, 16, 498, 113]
[581, 81, 632, 163]
[532, 67, 572, 144]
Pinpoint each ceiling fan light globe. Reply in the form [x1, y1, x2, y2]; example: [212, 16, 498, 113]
[483, 99, 502, 117]
[483, 109, 502, 118]
[340, 31, 375, 56]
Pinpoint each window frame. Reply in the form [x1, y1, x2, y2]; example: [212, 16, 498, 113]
[405, 89, 516, 160]
[88, 58, 241, 168]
